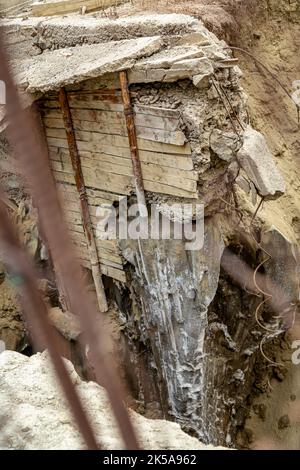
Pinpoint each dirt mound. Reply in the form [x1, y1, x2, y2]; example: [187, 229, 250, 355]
[0, 350, 227, 450]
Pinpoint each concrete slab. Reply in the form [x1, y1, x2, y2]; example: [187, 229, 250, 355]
[237, 126, 285, 200]
[13, 36, 163, 93]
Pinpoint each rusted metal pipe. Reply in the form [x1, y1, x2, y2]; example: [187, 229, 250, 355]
[58, 87, 108, 313]
[119, 71, 147, 212]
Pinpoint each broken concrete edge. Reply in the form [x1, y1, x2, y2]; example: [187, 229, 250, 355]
[13, 38, 230, 94]
[209, 129, 241, 162]
[2, 13, 232, 94]
[237, 126, 285, 200]
[262, 225, 300, 265]
[13, 36, 163, 94]
[0, 13, 203, 44]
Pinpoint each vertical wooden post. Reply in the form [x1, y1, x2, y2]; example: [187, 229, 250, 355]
[119, 71, 147, 212]
[58, 87, 108, 313]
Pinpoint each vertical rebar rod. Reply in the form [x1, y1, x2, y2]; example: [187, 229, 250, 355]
[119, 71, 147, 211]
[58, 87, 108, 313]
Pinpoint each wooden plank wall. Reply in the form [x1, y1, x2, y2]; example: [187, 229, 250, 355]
[56, 182, 126, 282]
[32, 0, 127, 17]
[40, 81, 197, 282]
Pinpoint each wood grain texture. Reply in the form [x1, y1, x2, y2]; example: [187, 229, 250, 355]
[32, 0, 126, 17]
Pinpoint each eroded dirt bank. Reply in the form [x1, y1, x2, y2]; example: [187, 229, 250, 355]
[228, 0, 300, 450]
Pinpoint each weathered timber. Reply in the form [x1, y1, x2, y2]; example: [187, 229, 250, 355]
[51, 159, 197, 192]
[67, 91, 123, 104]
[43, 97, 124, 112]
[41, 107, 126, 124]
[53, 168, 197, 198]
[69, 230, 120, 256]
[42, 106, 181, 132]
[44, 116, 186, 145]
[50, 145, 193, 171]
[52, 162, 197, 196]
[58, 87, 109, 312]
[72, 240, 124, 268]
[134, 104, 181, 118]
[52, 169, 131, 195]
[32, 0, 126, 17]
[45, 127, 191, 155]
[56, 181, 120, 204]
[79, 258, 126, 283]
[49, 149, 198, 181]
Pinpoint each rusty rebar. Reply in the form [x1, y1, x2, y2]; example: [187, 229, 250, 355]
[211, 78, 242, 139]
[58, 87, 108, 313]
[221, 248, 294, 322]
[119, 71, 147, 211]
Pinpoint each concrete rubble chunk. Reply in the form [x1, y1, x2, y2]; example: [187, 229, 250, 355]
[172, 57, 213, 85]
[192, 70, 213, 88]
[237, 126, 285, 200]
[48, 307, 81, 341]
[130, 50, 214, 84]
[176, 32, 211, 46]
[134, 46, 205, 70]
[261, 226, 299, 328]
[0, 350, 227, 450]
[170, 57, 209, 71]
[210, 129, 238, 161]
[128, 68, 165, 84]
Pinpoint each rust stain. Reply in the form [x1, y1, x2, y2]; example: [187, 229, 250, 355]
[119, 70, 146, 205]
[58, 87, 108, 312]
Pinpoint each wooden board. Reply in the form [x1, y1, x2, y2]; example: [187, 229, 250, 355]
[56, 181, 121, 205]
[79, 258, 126, 283]
[32, 0, 126, 17]
[44, 116, 186, 146]
[70, 230, 120, 256]
[134, 104, 182, 119]
[41, 106, 181, 132]
[50, 148, 197, 182]
[50, 145, 193, 171]
[53, 168, 131, 195]
[52, 157, 197, 195]
[54, 169, 197, 198]
[42, 97, 124, 113]
[72, 241, 123, 268]
[45, 127, 191, 155]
